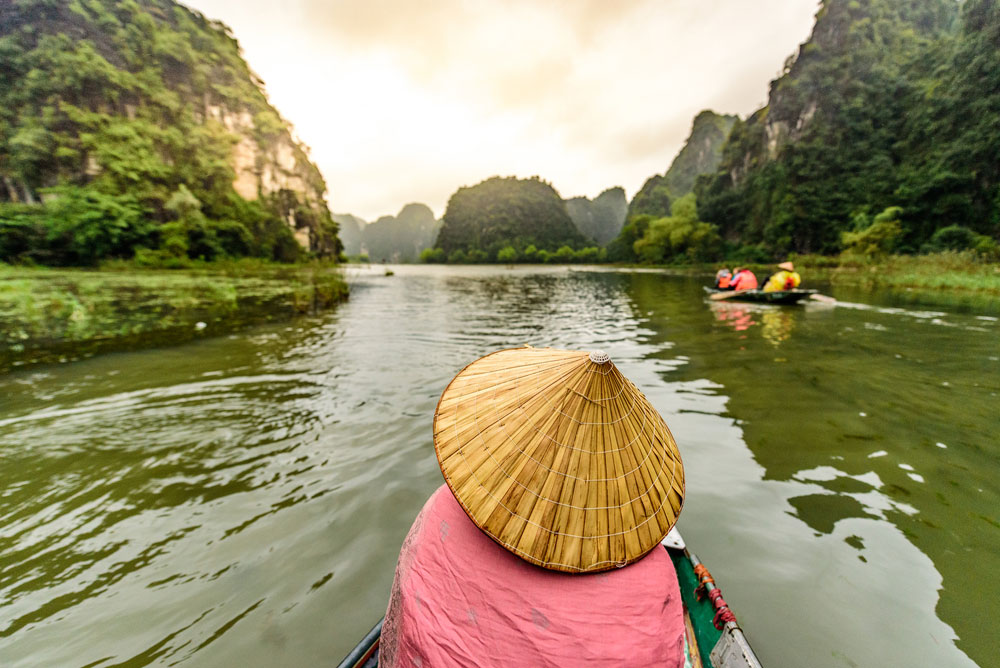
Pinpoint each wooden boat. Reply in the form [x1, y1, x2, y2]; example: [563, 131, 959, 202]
[335, 530, 763, 668]
[704, 286, 816, 305]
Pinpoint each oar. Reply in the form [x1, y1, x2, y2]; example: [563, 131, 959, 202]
[810, 293, 836, 304]
[709, 291, 743, 301]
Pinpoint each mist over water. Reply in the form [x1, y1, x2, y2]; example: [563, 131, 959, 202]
[1, 265, 996, 667]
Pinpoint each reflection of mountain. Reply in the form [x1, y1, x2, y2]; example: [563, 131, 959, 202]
[621, 271, 997, 666]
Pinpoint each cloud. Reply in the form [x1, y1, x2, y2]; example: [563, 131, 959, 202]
[185, 0, 819, 219]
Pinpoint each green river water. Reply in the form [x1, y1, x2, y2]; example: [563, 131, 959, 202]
[1, 265, 997, 667]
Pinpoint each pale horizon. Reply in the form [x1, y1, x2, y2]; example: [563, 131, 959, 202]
[185, 0, 820, 221]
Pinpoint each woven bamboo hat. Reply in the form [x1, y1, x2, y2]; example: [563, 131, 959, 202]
[433, 346, 684, 573]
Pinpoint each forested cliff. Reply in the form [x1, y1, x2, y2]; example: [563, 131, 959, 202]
[0, 0, 340, 265]
[565, 187, 627, 246]
[362, 203, 440, 263]
[695, 0, 999, 257]
[628, 110, 736, 221]
[430, 176, 589, 262]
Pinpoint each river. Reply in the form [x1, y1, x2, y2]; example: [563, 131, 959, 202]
[1, 264, 997, 667]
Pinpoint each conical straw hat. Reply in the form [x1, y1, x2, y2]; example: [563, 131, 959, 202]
[433, 346, 684, 573]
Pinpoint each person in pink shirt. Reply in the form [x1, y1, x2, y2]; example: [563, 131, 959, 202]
[379, 485, 685, 667]
[380, 347, 687, 667]
[729, 267, 759, 291]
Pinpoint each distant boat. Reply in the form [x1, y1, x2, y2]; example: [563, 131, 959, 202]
[335, 530, 763, 668]
[704, 286, 817, 305]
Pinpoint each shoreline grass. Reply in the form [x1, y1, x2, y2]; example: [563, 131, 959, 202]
[0, 260, 348, 371]
[615, 251, 1000, 295]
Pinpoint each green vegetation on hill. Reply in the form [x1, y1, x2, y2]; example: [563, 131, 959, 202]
[362, 203, 439, 262]
[695, 0, 998, 257]
[332, 213, 366, 257]
[428, 176, 590, 262]
[0, 0, 340, 266]
[627, 110, 736, 222]
[565, 187, 627, 246]
[661, 111, 737, 200]
[608, 193, 722, 264]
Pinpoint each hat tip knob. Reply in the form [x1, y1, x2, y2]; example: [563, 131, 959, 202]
[588, 350, 611, 364]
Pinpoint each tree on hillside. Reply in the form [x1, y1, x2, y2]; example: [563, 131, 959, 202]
[0, 0, 340, 265]
[627, 111, 737, 223]
[631, 193, 722, 263]
[695, 0, 966, 255]
[627, 175, 673, 222]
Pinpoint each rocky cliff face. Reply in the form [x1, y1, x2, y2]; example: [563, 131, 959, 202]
[361, 203, 440, 262]
[662, 111, 737, 196]
[332, 213, 366, 257]
[696, 0, 966, 254]
[628, 110, 736, 221]
[0, 0, 338, 259]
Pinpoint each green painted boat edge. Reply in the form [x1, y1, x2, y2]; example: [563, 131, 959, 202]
[667, 545, 723, 667]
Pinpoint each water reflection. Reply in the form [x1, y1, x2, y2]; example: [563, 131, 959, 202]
[624, 271, 994, 667]
[709, 300, 796, 347]
[709, 301, 757, 333]
[0, 266, 994, 668]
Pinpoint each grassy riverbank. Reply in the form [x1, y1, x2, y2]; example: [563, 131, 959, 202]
[639, 251, 1000, 295]
[795, 252, 1000, 293]
[0, 260, 347, 370]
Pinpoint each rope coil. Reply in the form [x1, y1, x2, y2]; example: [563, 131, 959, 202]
[693, 563, 737, 629]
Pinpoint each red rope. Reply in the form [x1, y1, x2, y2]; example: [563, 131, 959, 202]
[714, 606, 737, 630]
[707, 589, 737, 629]
[693, 563, 739, 628]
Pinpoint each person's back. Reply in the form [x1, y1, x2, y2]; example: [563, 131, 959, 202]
[382, 347, 689, 667]
[762, 262, 801, 292]
[380, 486, 685, 667]
[730, 268, 758, 291]
[763, 270, 800, 292]
[715, 268, 732, 289]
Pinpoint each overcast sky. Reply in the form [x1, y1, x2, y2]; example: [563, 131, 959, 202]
[185, 0, 819, 221]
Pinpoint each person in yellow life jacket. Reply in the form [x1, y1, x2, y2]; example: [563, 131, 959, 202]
[763, 261, 802, 292]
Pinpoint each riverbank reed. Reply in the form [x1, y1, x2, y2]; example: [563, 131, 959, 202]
[0, 260, 347, 370]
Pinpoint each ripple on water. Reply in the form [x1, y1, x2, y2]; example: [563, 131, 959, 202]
[0, 265, 995, 668]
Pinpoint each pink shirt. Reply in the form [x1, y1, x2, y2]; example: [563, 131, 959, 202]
[380, 485, 685, 667]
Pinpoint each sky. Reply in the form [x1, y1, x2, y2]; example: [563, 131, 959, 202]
[185, 0, 820, 221]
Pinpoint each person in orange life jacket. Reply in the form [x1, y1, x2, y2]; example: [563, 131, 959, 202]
[762, 261, 802, 292]
[729, 267, 758, 291]
[714, 268, 732, 289]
